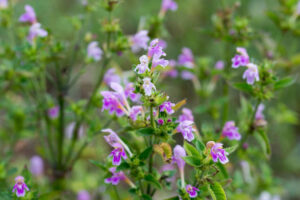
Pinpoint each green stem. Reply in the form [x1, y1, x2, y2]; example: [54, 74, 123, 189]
[147, 105, 156, 195]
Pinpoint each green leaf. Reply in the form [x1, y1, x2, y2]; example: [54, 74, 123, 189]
[256, 129, 271, 157]
[142, 194, 153, 200]
[195, 140, 205, 152]
[274, 77, 295, 90]
[139, 146, 153, 160]
[137, 127, 155, 136]
[182, 156, 202, 167]
[224, 144, 239, 155]
[144, 174, 162, 189]
[164, 196, 180, 200]
[184, 141, 201, 158]
[116, 161, 130, 171]
[233, 82, 253, 93]
[89, 160, 108, 171]
[216, 162, 229, 179]
[208, 182, 227, 200]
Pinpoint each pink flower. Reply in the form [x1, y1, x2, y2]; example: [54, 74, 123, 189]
[87, 41, 102, 61]
[135, 55, 149, 74]
[19, 5, 36, 24]
[110, 143, 127, 166]
[178, 108, 194, 122]
[243, 63, 259, 85]
[181, 70, 194, 80]
[103, 68, 121, 86]
[130, 30, 150, 53]
[177, 120, 195, 142]
[222, 121, 241, 140]
[125, 83, 140, 102]
[105, 167, 126, 185]
[12, 176, 29, 197]
[186, 184, 199, 198]
[27, 23, 48, 44]
[129, 106, 143, 121]
[0, 0, 8, 9]
[148, 39, 166, 58]
[210, 143, 229, 164]
[172, 145, 186, 170]
[77, 190, 90, 200]
[48, 106, 59, 119]
[29, 156, 44, 176]
[142, 77, 156, 96]
[159, 101, 175, 115]
[215, 60, 224, 70]
[178, 48, 194, 68]
[152, 53, 169, 68]
[161, 0, 178, 13]
[157, 118, 164, 125]
[231, 47, 249, 68]
[103, 128, 121, 147]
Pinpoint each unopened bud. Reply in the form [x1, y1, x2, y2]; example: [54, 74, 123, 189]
[206, 141, 215, 149]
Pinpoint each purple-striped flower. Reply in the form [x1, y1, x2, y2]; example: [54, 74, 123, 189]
[0, 0, 8, 9]
[29, 156, 44, 177]
[222, 121, 241, 140]
[19, 5, 36, 24]
[178, 48, 194, 68]
[48, 106, 59, 119]
[130, 30, 150, 53]
[172, 145, 186, 188]
[177, 120, 195, 142]
[231, 47, 249, 68]
[27, 23, 48, 44]
[77, 190, 90, 200]
[135, 55, 149, 74]
[110, 143, 127, 166]
[125, 82, 140, 102]
[101, 91, 126, 116]
[186, 184, 199, 198]
[148, 39, 166, 58]
[215, 60, 225, 70]
[105, 167, 126, 185]
[152, 53, 169, 68]
[178, 108, 194, 122]
[87, 41, 102, 61]
[12, 176, 29, 197]
[143, 77, 156, 96]
[159, 101, 175, 115]
[103, 68, 121, 86]
[210, 142, 229, 164]
[243, 63, 259, 85]
[181, 70, 195, 80]
[161, 0, 178, 13]
[129, 106, 143, 121]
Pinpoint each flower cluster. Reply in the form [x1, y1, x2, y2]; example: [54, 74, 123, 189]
[231, 47, 259, 85]
[19, 5, 47, 44]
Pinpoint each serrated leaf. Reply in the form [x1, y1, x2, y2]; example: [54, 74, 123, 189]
[233, 82, 253, 93]
[182, 156, 202, 167]
[224, 144, 238, 155]
[144, 174, 162, 189]
[184, 141, 201, 158]
[137, 127, 155, 136]
[274, 77, 295, 90]
[208, 182, 227, 200]
[139, 147, 153, 160]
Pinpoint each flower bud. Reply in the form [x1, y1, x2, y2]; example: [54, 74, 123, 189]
[206, 141, 215, 149]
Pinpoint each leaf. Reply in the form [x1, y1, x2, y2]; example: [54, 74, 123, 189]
[142, 194, 153, 200]
[184, 141, 201, 158]
[164, 197, 180, 200]
[216, 162, 229, 179]
[172, 99, 187, 111]
[224, 144, 238, 155]
[208, 182, 227, 200]
[137, 127, 155, 136]
[274, 77, 295, 90]
[116, 162, 130, 171]
[89, 160, 108, 171]
[256, 129, 271, 157]
[182, 156, 202, 167]
[194, 140, 205, 152]
[139, 147, 153, 160]
[144, 174, 162, 189]
[233, 82, 253, 93]
[154, 143, 172, 163]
